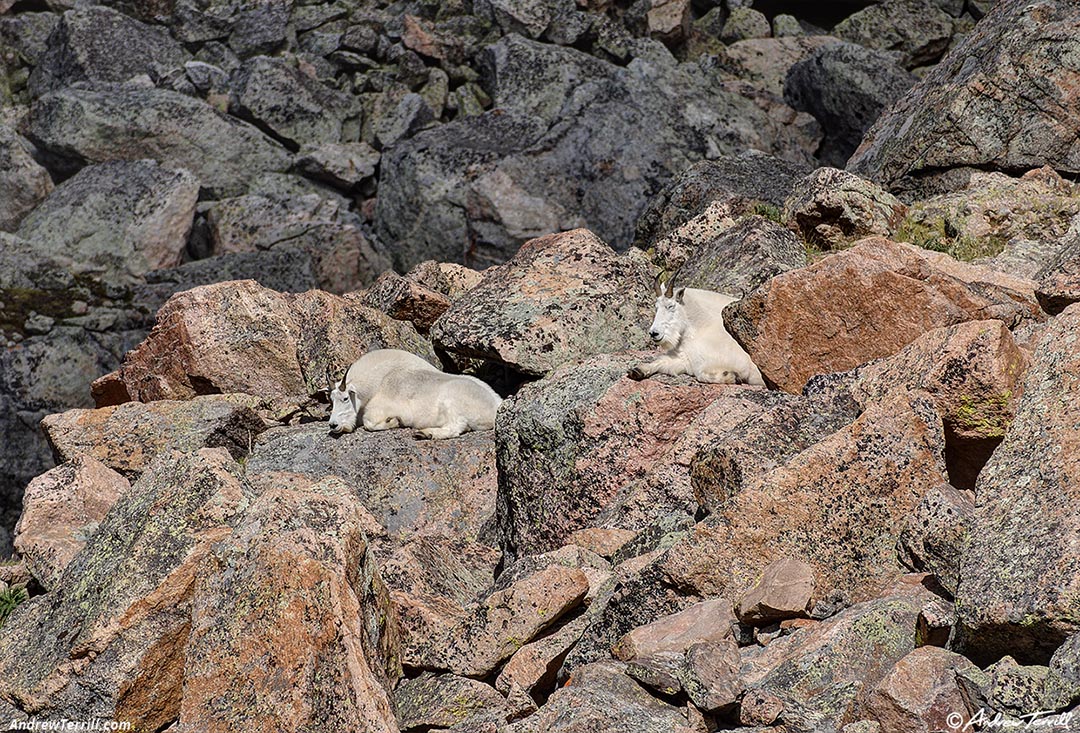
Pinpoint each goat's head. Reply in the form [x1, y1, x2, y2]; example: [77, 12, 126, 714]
[327, 365, 359, 434]
[648, 274, 687, 350]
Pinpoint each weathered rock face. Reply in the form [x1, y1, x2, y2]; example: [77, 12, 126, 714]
[247, 423, 497, 542]
[496, 615, 588, 700]
[170, 0, 292, 56]
[430, 230, 654, 377]
[15, 159, 199, 281]
[13, 455, 130, 590]
[27, 6, 189, 97]
[848, 0, 1080, 195]
[204, 191, 391, 293]
[739, 578, 943, 733]
[28, 84, 291, 197]
[847, 319, 1030, 487]
[724, 237, 1042, 393]
[612, 598, 735, 661]
[360, 271, 451, 333]
[180, 474, 398, 733]
[517, 661, 696, 733]
[832, 0, 954, 70]
[671, 215, 807, 297]
[897, 484, 974, 596]
[784, 42, 918, 168]
[0, 124, 53, 232]
[376, 35, 819, 270]
[736, 557, 816, 625]
[860, 640, 979, 732]
[394, 673, 508, 731]
[661, 393, 947, 605]
[783, 168, 908, 250]
[498, 352, 859, 558]
[720, 36, 842, 99]
[0, 449, 248, 728]
[897, 168, 1080, 267]
[41, 394, 266, 478]
[229, 55, 359, 149]
[957, 304, 1080, 664]
[116, 280, 433, 402]
[632, 150, 812, 254]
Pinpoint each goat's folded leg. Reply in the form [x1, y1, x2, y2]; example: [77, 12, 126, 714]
[628, 355, 687, 380]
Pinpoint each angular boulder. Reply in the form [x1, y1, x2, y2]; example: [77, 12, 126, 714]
[179, 473, 398, 733]
[861, 646, 980, 733]
[15, 160, 199, 281]
[247, 423, 497, 542]
[116, 280, 434, 402]
[28, 84, 291, 197]
[394, 673, 507, 731]
[724, 237, 1042, 393]
[0, 449, 248, 728]
[41, 394, 266, 478]
[13, 455, 130, 590]
[848, 0, 1080, 194]
[897, 485, 974, 596]
[832, 0, 954, 69]
[27, 6, 189, 97]
[782, 168, 908, 250]
[430, 230, 654, 377]
[784, 42, 918, 167]
[661, 393, 948, 605]
[0, 125, 53, 232]
[957, 304, 1080, 664]
[612, 598, 736, 661]
[736, 557, 816, 625]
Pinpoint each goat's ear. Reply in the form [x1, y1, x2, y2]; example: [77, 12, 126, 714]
[675, 287, 686, 303]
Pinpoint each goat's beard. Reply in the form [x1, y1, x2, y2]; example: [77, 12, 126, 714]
[657, 330, 682, 352]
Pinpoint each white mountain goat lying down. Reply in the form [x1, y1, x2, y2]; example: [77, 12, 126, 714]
[327, 348, 502, 439]
[629, 276, 765, 386]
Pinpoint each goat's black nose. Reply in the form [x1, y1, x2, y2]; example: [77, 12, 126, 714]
[649, 330, 660, 339]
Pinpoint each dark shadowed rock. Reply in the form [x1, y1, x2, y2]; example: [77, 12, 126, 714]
[848, 0, 1080, 195]
[0, 449, 248, 728]
[28, 84, 291, 197]
[725, 237, 1043, 393]
[172, 0, 293, 57]
[783, 168, 908, 249]
[673, 215, 806, 296]
[632, 151, 812, 253]
[431, 230, 654, 377]
[720, 36, 842, 98]
[229, 55, 359, 149]
[41, 394, 266, 478]
[832, 0, 954, 69]
[784, 42, 918, 167]
[248, 423, 497, 543]
[0, 124, 53, 232]
[27, 6, 189, 97]
[13, 455, 130, 590]
[1036, 232, 1080, 316]
[16, 160, 199, 281]
[957, 304, 1080, 664]
[180, 473, 398, 733]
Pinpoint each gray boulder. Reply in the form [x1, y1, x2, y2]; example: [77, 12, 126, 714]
[833, 0, 954, 69]
[848, 0, 1080, 195]
[957, 304, 1080, 664]
[784, 41, 918, 168]
[0, 124, 53, 232]
[28, 84, 291, 197]
[632, 150, 812, 251]
[229, 55, 359, 149]
[173, 0, 293, 57]
[376, 34, 819, 270]
[673, 215, 806, 296]
[15, 159, 199, 282]
[247, 423, 498, 542]
[27, 6, 189, 98]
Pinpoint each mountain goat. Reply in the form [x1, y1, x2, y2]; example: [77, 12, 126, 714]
[629, 276, 765, 386]
[363, 369, 503, 440]
[326, 348, 502, 439]
[326, 349, 439, 434]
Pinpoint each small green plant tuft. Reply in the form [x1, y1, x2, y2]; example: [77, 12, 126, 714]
[0, 586, 28, 628]
[750, 201, 783, 224]
[894, 215, 1009, 262]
